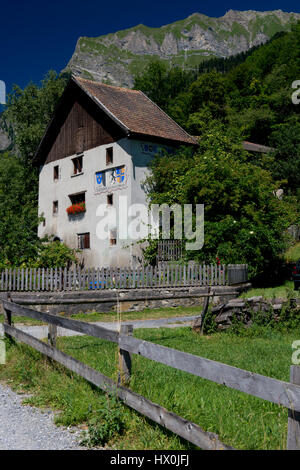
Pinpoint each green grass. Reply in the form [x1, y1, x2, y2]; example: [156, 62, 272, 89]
[0, 325, 298, 449]
[240, 280, 299, 300]
[285, 243, 300, 263]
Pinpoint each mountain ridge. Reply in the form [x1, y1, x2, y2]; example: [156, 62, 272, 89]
[65, 9, 300, 87]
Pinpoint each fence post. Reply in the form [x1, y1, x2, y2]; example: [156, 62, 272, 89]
[287, 365, 300, 449]
[118, 324, 133, 386]
[48, 323, 57, 348]
[3, 293, 12, 340]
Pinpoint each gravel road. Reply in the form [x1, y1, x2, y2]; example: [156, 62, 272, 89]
[0, 383, 85, 450]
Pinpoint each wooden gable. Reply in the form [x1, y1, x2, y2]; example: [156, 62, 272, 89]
[38, 81, 126, 165]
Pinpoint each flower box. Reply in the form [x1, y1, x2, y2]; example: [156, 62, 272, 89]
[66, 202, 86, 215]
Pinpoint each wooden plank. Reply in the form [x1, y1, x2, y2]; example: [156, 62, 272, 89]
[28, 268, 32, 291]
[33, 268, 36, 291]
[3, 324, 233, 450]
[100, 267, 104, 290]
[4, 268, 8, 291]
[55, 267, 58, 291]
[8, 291, 238, 306]
[46, 268, 49, 291]
[287, 366, 300, 449]
[50, 268, 53, 291]
[8, 269, 12, 291]
[68, 268, 72, 291]
[2, 299, 119, 343]
[37, 268, 40, 292]
[95, 267, 99, 290]
[118, 334, 300, 411]
[13, 268, 16, 292]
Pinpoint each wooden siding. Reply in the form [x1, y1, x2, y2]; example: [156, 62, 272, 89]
[44, 86, 125, 164]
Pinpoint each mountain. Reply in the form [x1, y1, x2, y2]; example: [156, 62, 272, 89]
[65, 9, 300, 87]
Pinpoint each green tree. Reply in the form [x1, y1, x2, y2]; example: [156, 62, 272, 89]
[269, 117, 300, 194]
[0, 71, 68, 267]
[145, 123, 297, 279]
[2, 70, 68, 164]
[0, 152, 41, 267]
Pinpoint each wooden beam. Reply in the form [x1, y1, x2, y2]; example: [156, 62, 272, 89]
[119, 335, 300, 411]
[1, 299, 118, 343]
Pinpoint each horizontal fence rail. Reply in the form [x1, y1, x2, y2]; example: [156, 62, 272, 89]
[1, 297, 298, 450]
[0, 264, 249, 292]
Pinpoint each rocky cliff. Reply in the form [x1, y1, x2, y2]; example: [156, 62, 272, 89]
[66, 9, 300, 87]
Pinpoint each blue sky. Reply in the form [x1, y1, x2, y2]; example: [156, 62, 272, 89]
[1, 0, 300, 95]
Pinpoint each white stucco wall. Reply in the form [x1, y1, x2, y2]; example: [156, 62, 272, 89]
[38, 138, 174, 268]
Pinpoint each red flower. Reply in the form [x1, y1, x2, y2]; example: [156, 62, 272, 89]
[66, 202, 86, 215]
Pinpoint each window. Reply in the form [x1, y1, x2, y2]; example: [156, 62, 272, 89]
[53, 201, 58, 215]
[107, 194, 113, 205]
[110, 230, 117, 246]
[69, 192, 85, 205]
[72, 155, 83, 175]
[53, 165, 59, 181]
[78, 233, 90, 249]
[106, 147, 113, 165]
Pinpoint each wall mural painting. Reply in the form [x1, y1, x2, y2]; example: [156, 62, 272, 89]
[95, 166, 127, 193]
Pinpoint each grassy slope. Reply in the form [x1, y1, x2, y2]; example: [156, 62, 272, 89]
[0, 325, 297, 449]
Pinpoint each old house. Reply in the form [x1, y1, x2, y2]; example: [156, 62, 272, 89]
[35, 76, 197, 267]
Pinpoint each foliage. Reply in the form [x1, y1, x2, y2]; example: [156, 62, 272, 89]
[134, 23, 300, 201]
[0, 71, 67, 267]
[0, 152, 41, 268]
[144, 122, 297, 278]
[80, 394, 125, 447]
[34, 240, 79, 268]
[2, 70, 69, 164]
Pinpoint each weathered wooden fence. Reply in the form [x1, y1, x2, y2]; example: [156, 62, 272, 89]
[157, 240, 182, 262]
[227, 264, 248, 285]
[1, 297, 299, 450]
[0, 264, 237, 292]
